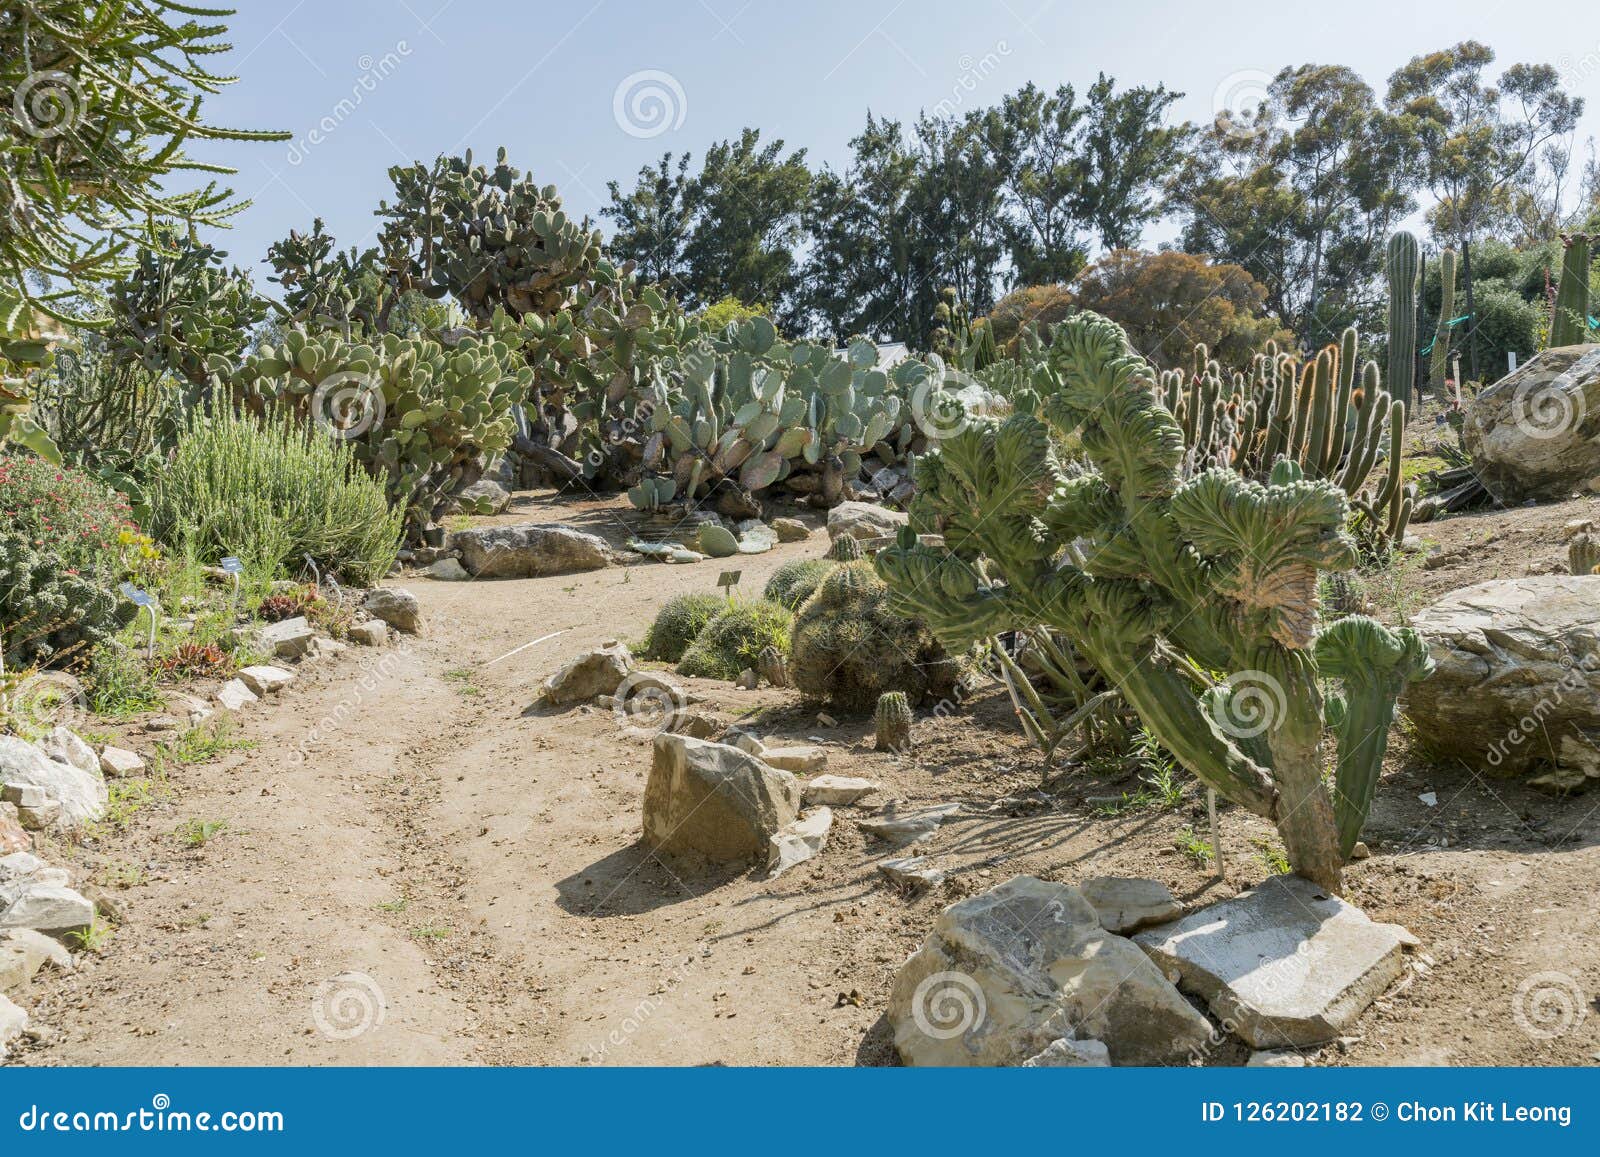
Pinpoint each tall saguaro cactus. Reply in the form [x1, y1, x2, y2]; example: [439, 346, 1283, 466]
[1549, 233, 1594, 349]
[876, 313, 1432, 892]
[1386, 231, 1420, 411]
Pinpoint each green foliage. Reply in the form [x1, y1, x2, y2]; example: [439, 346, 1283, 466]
[699, 295, 771, 332]
[875, 312, 1434, 889]
[0, 451, 138, 567]
[0, 531, 135, 668]
[789, 560, 958, 711]
[643, 592, 726, 662]
[85, 642, 165, 717]
[228, 325, 528, 527]
[676, 599, 793, 680]
[762, 558, 835, 609]
[150, 407, 402, 583]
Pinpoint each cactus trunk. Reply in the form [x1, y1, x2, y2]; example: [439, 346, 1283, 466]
[1386, 231, 1419, 412]
[1550, 233, 1594, 349]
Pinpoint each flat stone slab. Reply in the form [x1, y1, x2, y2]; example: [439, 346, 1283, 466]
[802, 775, 880, 806]
[766, 807, 832, 879]
[1134, 874, 1411, 1048]
[215, 679, 258, 711]
[1080, 876, 1183, 934]
[453, 523, 614, 578]
[858, 803, 960, 846]
[761, 745, 828, 774]
[237, 665, 295, 696]
[878, 856, 946, 892]
[259, 616, 315, 658]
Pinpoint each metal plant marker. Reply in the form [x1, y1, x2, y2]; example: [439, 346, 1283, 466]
[120, 582, 160, 660]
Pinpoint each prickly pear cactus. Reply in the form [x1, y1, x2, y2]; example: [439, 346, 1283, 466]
[876, 312, 1434, 891]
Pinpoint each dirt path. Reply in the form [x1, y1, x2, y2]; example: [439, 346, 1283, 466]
[16, 493, 1600, 1067]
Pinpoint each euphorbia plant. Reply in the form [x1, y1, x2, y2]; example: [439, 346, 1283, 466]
[875, 313, 1432, 891]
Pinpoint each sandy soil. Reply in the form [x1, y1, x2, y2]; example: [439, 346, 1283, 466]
[11, 489, 1600, 1067]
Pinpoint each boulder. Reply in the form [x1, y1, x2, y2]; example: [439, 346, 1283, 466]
[96, 746, 146, 778]
[0, 876, 94, 941]
[37, 728, 96, 775]
[259, 615, 316, 658]
[540, 642, 634, 706]
[0, 737, 106, 828]
[0, 993, 26, 1049]
[858, 803, 960, 847]
[1079, 876, 1183, 934]
[887, 877, 1214, 1066]
[348, 620, 388, 647]
[767, 807, 833, 878]
[643, 734, 801, 863]
[452, 478, 512, 515]
[1403, 575, 1600, 790]
[0, 927, 74, 993]
[771, 518, 810, 543]
[1134, 874, 1411, 1049]
[802, 775, 880, 806]
[826, 500, 908, 543]
[422, 557, 470, 581]
[735, 522, 778, 555]
[1462, 344, 1600, 503]
[1022, 1038, 1111, 1067]
[215, 679, 259, 711]
[453, 523, 614, 579]
[237, 666, 295, 696]
[363, 588, 424, 635]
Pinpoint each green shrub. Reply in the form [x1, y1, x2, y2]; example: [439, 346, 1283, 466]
[85, 643, 166, 717]
[150, 407, 403, 584]
[0, 532, 136, 668]
[677, 599, 793, 680]
[790, 560, 959, 710]
[762, 559, 835, 609]
[0, 452, 138, 569]
[643, 592, 727, 662]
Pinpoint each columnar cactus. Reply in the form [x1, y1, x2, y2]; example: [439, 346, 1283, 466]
[1430, 248, 1458, 389]
[875, 690, 912, 751]
[875, 313, 1433, 891]
[1386, 231, 1420, 411]
[1550, 233, 1594, 349]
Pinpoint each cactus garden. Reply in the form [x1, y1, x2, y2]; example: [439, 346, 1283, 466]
[4, 3, 1600, 1099]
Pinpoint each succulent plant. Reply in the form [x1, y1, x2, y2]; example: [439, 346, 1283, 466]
[826, 535, 865, 562]
[1386, 231, 1419, 411]
[875, 312, 1433, 891]
[1550, 233, 1595, 349]
[676, 599, 793, 681]
[763, 558, 835, 609]
[789, 560, 959, 711]
[1429, 248, 1458, 389]
[875, 690, 912, 751]
[643, 592, 726, 662]
[0, 532, 134, 668]
[227, 324, 528, 529]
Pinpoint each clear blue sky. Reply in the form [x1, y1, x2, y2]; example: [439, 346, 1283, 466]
[194, 0, 1600, 273]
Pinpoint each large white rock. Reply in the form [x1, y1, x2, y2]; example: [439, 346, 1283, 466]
[643, 734, 800, 863]
[237, 665, 295, 696]
[0, 993, 27, 1049]
[0, 927, 73, 994]
[38, 728, 96, 775]
[258, 615, 316, 658]
[826, 501, 908, 543]
[0, 737, 106, 828]
[888, 876, 1214, 1066]
[766, 808, 832, 878]
[0, 880, 94, 941]
[1403, 575, 1600, 791]
[1463, 344, 1600, 503]
[452, 522, 614, 579]
[1134, 874, 1411, 1049]
[215, 679, 259, 711]
[97, 746, 146, 778]
[540, 642, 634, 706]
[802, 775, 880, 806]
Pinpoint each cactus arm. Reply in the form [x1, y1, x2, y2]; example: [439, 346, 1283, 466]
[1315, 616, 1435, 856]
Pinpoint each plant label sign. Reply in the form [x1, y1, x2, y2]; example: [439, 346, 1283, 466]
[717, 570, 742, 591]
[220, 557, 244, 576]
[119, 583, 157, 608]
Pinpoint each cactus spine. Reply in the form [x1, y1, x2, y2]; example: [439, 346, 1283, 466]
[1386, 231, 1420, 412]
[874, 690, 913, 751]
[1430, 249, 1457, 389]
[877, 313, 1434, 891]
[1550, 233, 1594, 349]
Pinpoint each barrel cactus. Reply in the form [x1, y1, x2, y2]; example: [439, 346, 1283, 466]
[825, 535, 864, 562]
[643, 592, 726, 663]
[875, 312, 1433, 891]
[875, 690, 912, 751]
[676, 599, 792, 681]
[763, 558, 835, 609]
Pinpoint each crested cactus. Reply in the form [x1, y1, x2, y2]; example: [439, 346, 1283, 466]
[1550, 233, 1594, 349]
[826, 535, 865, 562]
[875, 690, 912, 751]
[876, 312, 1433, 891]
[1386, 231, 1420, 411]
[1430, 248, 1458, 389]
